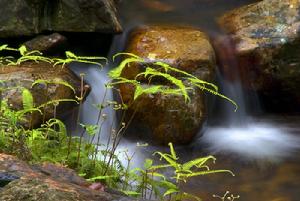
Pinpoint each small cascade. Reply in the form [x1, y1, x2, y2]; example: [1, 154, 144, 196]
[70, 64, 115, 142]
[68, 29, 132, 142]
[69, 31, 151, 167]
[198, 35, 300, 161]
[212, 35, 248, 126]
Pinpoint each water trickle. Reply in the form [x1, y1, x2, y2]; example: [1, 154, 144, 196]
[198, 35, 300, 161]
[70, 64, 115, 142]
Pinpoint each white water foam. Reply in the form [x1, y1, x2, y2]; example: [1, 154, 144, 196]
[200, 121, 300, 161]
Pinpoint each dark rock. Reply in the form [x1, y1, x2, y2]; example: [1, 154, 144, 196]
[0, 153, 143, 201]
[0, 0, 42, 37]
[0, 62, 90, 127]
[0, 173, 20, 187]
[23, 33, 67, 54]
[49, 0, 122, 33]
[0, 0, 121, 38]
[219, 0, 300, 112]
[120, 25, 216, 144]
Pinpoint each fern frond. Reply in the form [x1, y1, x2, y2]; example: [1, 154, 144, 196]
[37, 99, 78, 109]
[108, 57, 144, 79]
[180, 169, 235, 178]
[112, 52, 140, 61]
[137, 67, 190, 102]
[22, 88, 34, 110]
[46, 118, 67, 141]
[53, 51, 107, 68]
[182, 155, 216, 171]
[168, 142, 178, 160]
[32, 79, 76, 94]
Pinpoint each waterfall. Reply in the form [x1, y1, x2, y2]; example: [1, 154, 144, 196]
[197, 35, 300, 161]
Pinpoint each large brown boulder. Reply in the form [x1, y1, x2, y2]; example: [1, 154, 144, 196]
[0, 62, 89, 127]
[120, 25, 216, 144]
[0, 0, 121, 38]
[0, 153, 142, 201]
[219, 0, 300, 112]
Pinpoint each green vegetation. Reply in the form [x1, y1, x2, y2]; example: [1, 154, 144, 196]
[115, 143, 235, 200]
[108, 53, 238, 111]
[0, 44, 106, 68]
[0, 44, 237, 200]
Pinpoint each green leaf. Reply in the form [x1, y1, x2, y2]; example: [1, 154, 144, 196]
[65, 51, 77, 59]
[18, 45, 27, 56]
[168, 142, 178, 160]
[157, 180, 178, 190]
[144, 159, 153, 169]
[121, 190, 141, 197]
[146, 172, 166, 180]
[80, 124, 98, 136]
[182, 155, 216, 171]
[22, 88, 34, 110]
[164, 189, 179, 197]
[32, 79, 76, 94]
[87, 175, 117, 182]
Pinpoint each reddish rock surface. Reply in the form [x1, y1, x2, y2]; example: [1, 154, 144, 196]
[0, 153, 142, 201]
[219, 0, 300, 112]
[120, 25, 216, 144]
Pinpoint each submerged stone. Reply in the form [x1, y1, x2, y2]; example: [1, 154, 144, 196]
[120, 25, 216, 145]
[219, 0, 300, 112]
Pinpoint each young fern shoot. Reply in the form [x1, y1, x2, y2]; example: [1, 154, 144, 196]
[54, 51, 108, 68]
[7, 45, 53, 65]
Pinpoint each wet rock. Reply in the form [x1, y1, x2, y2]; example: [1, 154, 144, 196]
[123, 25, 215, 81]
[0, 62, 89, 127]
[0, 153, 142, 201]
[49, 0, 122, 33]
[23, 33, 67, 54]
[219, 0, 300, 112]
[0, 0, 121, 38]
[120, 84, 206, 145]
[141, 0, 175, 12]
[120, 25, 215, 144]
[0, 0, 42, 37]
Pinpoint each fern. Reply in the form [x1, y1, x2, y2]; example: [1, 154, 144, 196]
[32, 79, 76, 94]
[37, 99, 78, 109]
[108, 53, 237, 111]
[53, 51, 107, 68]
[136, 67, 190, 102]
[7, 45, 53, 65]
[0, 44, 108, 68]
[108, 53, 145, 78]
[22, 88, 34, 110]
[153, 143, 234, 183]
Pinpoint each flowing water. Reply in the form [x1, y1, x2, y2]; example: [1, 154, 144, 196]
[70, 0, 300, 200]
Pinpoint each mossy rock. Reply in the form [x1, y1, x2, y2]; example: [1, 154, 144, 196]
[120, 25, 216, 144]
[219, 0, 300, 112]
